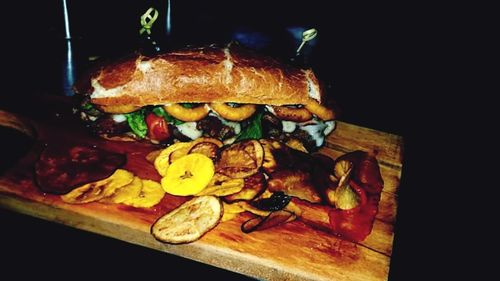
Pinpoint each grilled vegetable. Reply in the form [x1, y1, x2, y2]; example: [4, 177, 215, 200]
[61, 169, 134, 204]
[122, 179, 165, 208]
[151, 196, 223, 244]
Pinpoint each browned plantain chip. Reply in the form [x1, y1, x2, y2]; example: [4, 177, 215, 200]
[216, 140, 263, 178]
[151, 196, 223, 244]
[223, 172, 266, 202]
[61, 169, 134, 204]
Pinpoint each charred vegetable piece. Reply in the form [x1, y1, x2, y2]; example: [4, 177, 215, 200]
[251, 191, 292, 211]
[188, 141, 220, 161]
[223, 172, 266, 202]
[151, 196, 223, 244]
[336, 151, 384, 194]
[241, 210, 296, 233]
[216, 139, 264, 179]
[35, 144, 126, 194]
[196, 173, 245, 196]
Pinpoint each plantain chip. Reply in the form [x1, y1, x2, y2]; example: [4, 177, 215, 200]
[103, 176, 143, 204]
[223, 172, 266, 202]
[151, 196, 223, 244]
[223, 201, 247, 214]
[161, 154, 215, 196]
[188, 142, 220, 162]
[61, 169, 134, 204]
[122, 179, 165, 208]
[154, 142, 192, 176]
[196, 173, 244, 196]
[216, 140, 264, 179]
[221, 212, 238, 222]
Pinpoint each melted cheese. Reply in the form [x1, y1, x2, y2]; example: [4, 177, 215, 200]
[282, 120, 297, 133]
[176, 122, 203, 140]
[112, 114, 127, 123]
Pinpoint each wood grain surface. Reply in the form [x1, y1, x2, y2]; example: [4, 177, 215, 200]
[0, 98, 403, 281]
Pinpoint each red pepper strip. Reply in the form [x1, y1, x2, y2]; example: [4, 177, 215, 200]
[328, 180, 380, 242]
[327, 151, 384, 242]
[336, 150, 384, 194]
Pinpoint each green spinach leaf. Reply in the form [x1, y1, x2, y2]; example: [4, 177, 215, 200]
[125, 109, 147, 138]
[235, 111, 263, 141]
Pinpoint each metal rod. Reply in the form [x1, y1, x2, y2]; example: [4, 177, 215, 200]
[166, 0, 171, 36]
[62, 0, 71, 39]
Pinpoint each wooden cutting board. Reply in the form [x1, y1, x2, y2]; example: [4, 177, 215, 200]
[0, 96, 403, 281]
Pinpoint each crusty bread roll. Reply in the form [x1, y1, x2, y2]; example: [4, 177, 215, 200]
[77, 44, 328, 109]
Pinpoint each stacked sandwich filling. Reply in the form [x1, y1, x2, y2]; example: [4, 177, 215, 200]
[75, 44, 336, 151]
[79, 101, 335, 152]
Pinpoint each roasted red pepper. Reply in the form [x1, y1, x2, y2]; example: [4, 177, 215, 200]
[328, 151, 384, 242]
[145, 113, 172, 142]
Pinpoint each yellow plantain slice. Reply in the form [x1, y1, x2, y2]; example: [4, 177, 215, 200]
[220, 201, 246, 222]
[122, 179, 165, 208]
[239, 202, 271, 217]
[221, 212, 238, 222]
[196, 173, 244, 197]
[151, 196, 223, 244]
[223, 201, 247, 214]
[103, 176, 143, 204]
[161, 154, 214, 196]
[223, 201, 271, 217]
[154, 142, 192, 177]
[61, 169, 134, 204]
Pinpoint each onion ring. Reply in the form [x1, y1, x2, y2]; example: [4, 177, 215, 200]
[98, 104, 140, 114]
[210, 103, 256, 121]
[272, 105, 313, 122]
[304, 99, 335, 120]
[164, 104, 209, 122]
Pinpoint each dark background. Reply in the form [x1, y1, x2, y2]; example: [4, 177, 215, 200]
[1, 1, 433, 280]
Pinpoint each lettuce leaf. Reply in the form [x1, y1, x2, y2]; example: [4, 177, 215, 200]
[235, 111, 263, 141]
[125, 109, 148, 138]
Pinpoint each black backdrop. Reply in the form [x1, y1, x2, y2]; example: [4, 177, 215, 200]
[1, 1, 430, 280]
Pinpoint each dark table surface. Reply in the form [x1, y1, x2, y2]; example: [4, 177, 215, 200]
[1, 1, 434, 280]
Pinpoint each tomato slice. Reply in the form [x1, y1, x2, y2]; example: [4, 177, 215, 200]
[146, 113, 171, 142]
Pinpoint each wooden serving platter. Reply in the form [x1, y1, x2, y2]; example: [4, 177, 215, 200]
[0, 97, 403, 281]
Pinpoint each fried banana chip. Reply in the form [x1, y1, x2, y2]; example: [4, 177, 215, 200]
[222, 201, 271, 217]
[223, 201, 247, 214]
[61, 169, 134, 204]
[216, 140, 264, 178]
[223, 172, 266, 202]
[161, 154, 214, 196]
[122, 179, 165, 208]
[154, 142, 192, 176]
[196, 173, 244, 196]
[103, 176, 143, 204]
[221, 212, 238, 222]
[151, 196, 223, 244]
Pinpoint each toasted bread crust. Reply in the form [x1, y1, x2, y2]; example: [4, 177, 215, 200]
[81, 44, 327, 108]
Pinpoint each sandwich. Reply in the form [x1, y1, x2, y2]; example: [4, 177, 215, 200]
[74, 43, 337, 151]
